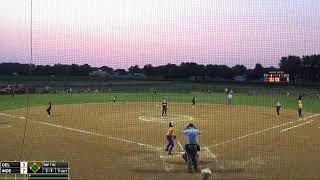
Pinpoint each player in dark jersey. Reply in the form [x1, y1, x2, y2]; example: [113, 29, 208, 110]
[192, 96, 196, 108]
[162, 98, 168, 116]
[10, 87, 15, 97]
[298, 100, 303, 119]
[46, 102, 52, 118]
[276, 100, 281, 117]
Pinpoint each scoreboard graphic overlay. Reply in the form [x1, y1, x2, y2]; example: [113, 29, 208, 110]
[1, 161, 69, 180]
[264, 71, 289, 83]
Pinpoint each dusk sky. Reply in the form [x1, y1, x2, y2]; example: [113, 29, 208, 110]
[0, 0, 319, 69]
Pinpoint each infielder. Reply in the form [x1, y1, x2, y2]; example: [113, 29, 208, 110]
[162, 98, 168, 116]
[113, 96, 116, 104]
[46, 102, 52, 118]
[192, 96, 196, 108]
[276, 100, 281, 117]
[298, 100, 303, 119]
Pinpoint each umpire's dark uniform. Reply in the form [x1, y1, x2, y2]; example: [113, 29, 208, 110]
[182, 123, 200, 173]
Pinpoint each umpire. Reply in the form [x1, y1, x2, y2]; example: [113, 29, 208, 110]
[182, 123, 200, 173]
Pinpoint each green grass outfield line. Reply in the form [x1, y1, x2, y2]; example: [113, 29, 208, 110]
[0, 93, 319, 113]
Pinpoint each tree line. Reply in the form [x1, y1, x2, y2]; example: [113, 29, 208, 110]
[0, 54, 319, 81]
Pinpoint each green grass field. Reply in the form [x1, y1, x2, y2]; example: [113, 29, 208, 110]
[1, 92, 319, 113]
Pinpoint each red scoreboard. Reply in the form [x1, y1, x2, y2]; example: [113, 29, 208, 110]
[264, 71, 289, 83]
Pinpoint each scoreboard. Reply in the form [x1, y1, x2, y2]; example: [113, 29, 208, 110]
[264, 71, 289, 83]
[1, 161, 69, 180]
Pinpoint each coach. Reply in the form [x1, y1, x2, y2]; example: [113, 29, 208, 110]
[182, 123, 200, 173]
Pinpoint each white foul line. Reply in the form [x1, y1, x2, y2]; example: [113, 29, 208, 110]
[208, 114, 320, 148]
[0, 113, 160, 150]
[138, 115, 193, 123]
[176, 139, 184, 151]
[281, 114, 320, 132]
[207, 120, 294, 148]
[0, 113, 25, 119]
[34, 121, 159, 149]
[204, 147, 216, 159]
[0, 124, 12, 128]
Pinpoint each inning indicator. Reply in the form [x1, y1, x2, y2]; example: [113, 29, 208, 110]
[1, 161, 69, 180]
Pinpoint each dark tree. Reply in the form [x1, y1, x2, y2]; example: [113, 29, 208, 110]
[253, 63, 264, 80]
[128, 65, 142, 74]
[100, 66, 113, 73]
[79, 64, 92, 76]
[143, 64, 156, 76]
[279, 56, 302, 81]
[114, 69, 127, 75]
[232, 65, 247, 76]
[68, 64, 80, 76]
[302, 55, 320, 81]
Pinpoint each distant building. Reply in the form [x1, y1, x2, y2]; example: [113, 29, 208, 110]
[12, 72, 19, 76]
[132, 73, 146, 77]
[233, 75, 247, 82]
[188, 76, 206, 81]
[89, 69, 110, 78]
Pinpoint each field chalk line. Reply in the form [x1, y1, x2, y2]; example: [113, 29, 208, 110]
[2, 112, 319, 151]
[281, 114, 320, 132]
[138, 115, 193, 123]
[176, 139, 184, 152]
[204, 147, 216, 159]
[207, 114, 320, 148]
[0, 113, 25, 119]
[0, 113, 160, 150]
[0, 124, 12, 128]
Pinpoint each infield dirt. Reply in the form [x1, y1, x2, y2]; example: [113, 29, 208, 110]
[1, 102, 319, 179]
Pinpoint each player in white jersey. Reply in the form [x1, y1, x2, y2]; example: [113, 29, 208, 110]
[227, 93, 233, 105]
[276, 100, 281, 117]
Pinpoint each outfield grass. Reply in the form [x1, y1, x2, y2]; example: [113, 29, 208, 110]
[0, 92, 319, 113]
